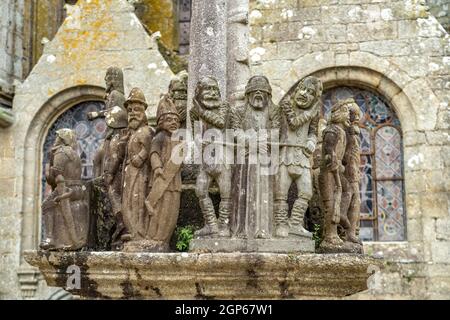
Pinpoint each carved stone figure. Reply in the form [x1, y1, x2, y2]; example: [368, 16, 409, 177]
[145, 101, 183, 252]
[275, 76, 322, 238]
[87, 67, 128, 250]
[231, 75, 280, 239]
[89, 66, 127, 178]
[339, 99, 363, 251]
[157, 70, 188, 128]
[318, 100, 351, 252]
[190, 77, 232, 238]
[121, 88, 153, 249]
[40, 129, 89, 251]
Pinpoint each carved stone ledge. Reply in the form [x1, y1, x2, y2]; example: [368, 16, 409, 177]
[17, 266, 42, 300]
[24, 250, 381, 299]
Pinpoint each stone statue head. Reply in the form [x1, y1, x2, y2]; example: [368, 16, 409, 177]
[169, 70, 188, 102]
[330, 99, 351, 127]
[125, 88, 148, 130]
[245, 76, 272, 110]
[55, 128, 77, 151]
[195, 76, 222, 109]
[105, 67, 124, 95]
[292, 76, 323, 110]
[347, 99, 361, 124]
[156, 97, 180, 133]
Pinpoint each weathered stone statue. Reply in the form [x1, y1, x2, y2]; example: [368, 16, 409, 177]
[231, 76, 280, 239]
[145, 102, 183, 252]
[339, 99, 363, 252]
[275, 76, 322, 238]
[87, 66, 128, 250]
[157, 71, 188, 128]
[88, 67, 127, 178]
[121, 88, 153, 250]
[318, 100, 351, 252]
[190, 77, 232, 238]
[41, 129, 89, 251]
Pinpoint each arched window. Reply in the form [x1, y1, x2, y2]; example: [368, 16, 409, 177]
[42, 101, 106, 197]
[322, 87, 406, 242]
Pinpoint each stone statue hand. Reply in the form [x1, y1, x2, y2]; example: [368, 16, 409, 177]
[87, 111, 99, 120]
[154, 167, 164, 179]
[131, 155, 144, 168]
[104, 173, 113, 185]
[303, 140, 316, 156]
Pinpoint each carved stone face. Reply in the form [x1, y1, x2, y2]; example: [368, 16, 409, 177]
[127, 102, 147, 130]
[248, 90, 269, 110]
[349, 103, 361, 124]
[294, 81, 317, 109]
[160, 114, 180, 133]
[198, 78, 221, 109]
[170, 81, 188, 102]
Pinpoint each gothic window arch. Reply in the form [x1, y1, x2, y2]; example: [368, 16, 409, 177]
[322, 87, 406, 242]
[42, 100, 106, 197]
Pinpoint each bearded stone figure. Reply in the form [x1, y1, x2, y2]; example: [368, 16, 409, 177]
[318, 100, 351, 253]
[231, 76, 280, 239]
[339, 99, 363, 253]
[145, 101, 183, 252]
[121, 88, 153, 251]
[275, 76, 322, 238]
[190, 76, 232, 238]
[158, 70, 188, 128]
[41, 129, 89, 251]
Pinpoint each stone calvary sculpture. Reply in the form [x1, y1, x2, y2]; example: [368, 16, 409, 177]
[40, 67, 364, 254]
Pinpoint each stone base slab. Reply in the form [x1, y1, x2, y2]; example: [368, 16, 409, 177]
[190, 238, 315, 253]
[24, 250, 381, 299]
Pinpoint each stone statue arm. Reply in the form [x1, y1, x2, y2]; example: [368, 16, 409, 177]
[150, 151, 164, 179]
[48, 151, 68, 183]
[281, 100, 311, 130]
[176, 104, 187, 123]
[230, 105, 247, 145]
[323, 131, 339, 172]
[131, 132, 151, 168]
[104, 132, 127, 183]
[189, 104, 200, 133]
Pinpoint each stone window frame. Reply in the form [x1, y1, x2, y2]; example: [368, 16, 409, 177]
[19, 85, 105, 261]
[279, 64, 419, 248]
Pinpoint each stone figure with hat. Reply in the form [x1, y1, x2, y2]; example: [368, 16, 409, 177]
[274, 76, 322, 238]
[121, 88, 154, 251]
[230, 75, 281, 239]
[190, 76, 232, 238]
[158, 70, 188, 128]
[41, 128, 89, 251]
[145, 96, 183, 252]
[318, 99, 351, 253]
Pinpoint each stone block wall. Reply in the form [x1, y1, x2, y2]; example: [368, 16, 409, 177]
[249, 0, 449, 299]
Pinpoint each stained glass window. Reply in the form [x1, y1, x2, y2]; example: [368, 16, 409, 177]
[42, 101, 106, 197]
[322, 87, 406, 241]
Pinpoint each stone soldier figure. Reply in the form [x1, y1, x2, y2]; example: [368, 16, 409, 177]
[89, 66, 127, 178]
[121, 88, 153, 247]
[231, 75, 280, 239]
[158, 70, 188, 128]
[41, 129, 89, 251]
[318, 100, 351, 252]
[339, 99, 363, 249]
[190, 76, 232, 237]
[145, 101, 183, 251]
[275, 76, 322, 238]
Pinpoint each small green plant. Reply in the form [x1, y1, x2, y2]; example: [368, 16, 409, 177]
[175, 225, 195, 252]
[312, 223, 323, 249]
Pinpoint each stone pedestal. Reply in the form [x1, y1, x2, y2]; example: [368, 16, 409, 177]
[190, 238, 315, 253]
[24, 250, 380, 299]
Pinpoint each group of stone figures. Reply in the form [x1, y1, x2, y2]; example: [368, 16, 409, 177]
[41, 66, 363, 254]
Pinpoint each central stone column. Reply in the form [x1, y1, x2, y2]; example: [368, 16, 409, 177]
[187, 0, 227, 111]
